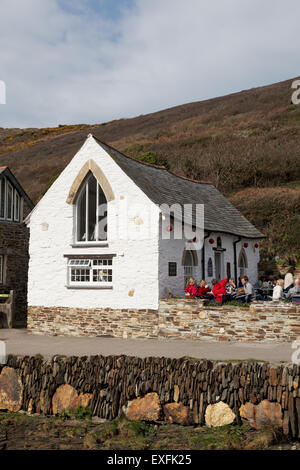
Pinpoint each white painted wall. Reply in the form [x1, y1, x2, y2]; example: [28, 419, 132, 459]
[28, 135, 261, 310]
[158, 220, 203, 299]
[204, 233, 260, 286]
[158, 228, 260, 297]
[27, 136, 160, 310]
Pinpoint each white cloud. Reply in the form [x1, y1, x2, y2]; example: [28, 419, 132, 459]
[0, 0, 299, 127]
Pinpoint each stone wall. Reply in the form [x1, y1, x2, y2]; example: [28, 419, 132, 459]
[158, 299, 300, 342]
[0, 220, 30, 326]
[0, 356, 299, 438]
[28, 300, 300, 342]
[27, 306, 158, 338]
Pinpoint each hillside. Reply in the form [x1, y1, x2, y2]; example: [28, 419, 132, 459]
[0, 77, 299, 265]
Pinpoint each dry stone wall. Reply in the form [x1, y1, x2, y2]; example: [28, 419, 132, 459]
[0, 355, 299, 439]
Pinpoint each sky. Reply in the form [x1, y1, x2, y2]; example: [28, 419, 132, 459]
[0, 0, 299, 128]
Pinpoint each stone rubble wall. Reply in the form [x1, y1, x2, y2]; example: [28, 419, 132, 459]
[28, 300, 300, 342]
[0, 356, 299, 439]
[158, 299, 300, 342]
[0, 221, 30, 326]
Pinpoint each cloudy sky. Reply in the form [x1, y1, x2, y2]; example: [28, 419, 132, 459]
[0, 0, 299, 128]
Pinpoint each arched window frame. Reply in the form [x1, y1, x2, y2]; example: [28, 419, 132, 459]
[238, 248, 248, 277]
[182, 248, 198, 286]
[74, 172, 108, 244]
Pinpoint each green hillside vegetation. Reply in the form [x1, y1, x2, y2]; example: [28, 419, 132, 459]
[0, 77, 299, 265]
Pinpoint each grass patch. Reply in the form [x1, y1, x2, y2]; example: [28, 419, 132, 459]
[74, 406, 91, 421]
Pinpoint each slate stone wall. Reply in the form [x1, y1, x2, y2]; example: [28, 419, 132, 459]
[28, 299, 300, 342]
[0, 218, 30, 326]
[0, 356, 300, 438]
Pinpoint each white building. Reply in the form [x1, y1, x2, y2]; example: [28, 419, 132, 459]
[26, 134, 263, 322]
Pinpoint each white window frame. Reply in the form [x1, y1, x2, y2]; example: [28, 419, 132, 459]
[6, 181, 13, 221]
[67, 258, 113, 288]
[0, 177, 23, 223]
[14, 190, 20, 222]
[75, 174, 107, 245]
[183, 250, 195, 286]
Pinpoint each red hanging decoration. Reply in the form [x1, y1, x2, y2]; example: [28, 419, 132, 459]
[209, 238, 215, 244]
[254, 243, 259, 248]
[167, 225, 173, 232]
[244, 242, 248, 248]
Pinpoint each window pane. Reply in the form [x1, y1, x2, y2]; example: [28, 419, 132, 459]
[7, 183, 13, 219]
[97, 184, 107, 241]
[0, 180, 4, 218]
[184, 250, 193, 266]
[77, 187, 86, 241]
[88, 176, 97, 241]
[14, 191, 20, 221]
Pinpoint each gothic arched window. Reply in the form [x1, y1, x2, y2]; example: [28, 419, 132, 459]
[76, 172, 107, 243]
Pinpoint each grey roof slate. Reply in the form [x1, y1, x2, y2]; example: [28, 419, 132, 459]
[95, 138, 264, 239]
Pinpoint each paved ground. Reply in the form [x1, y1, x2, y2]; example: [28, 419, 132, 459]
[0, 329, 294, 363]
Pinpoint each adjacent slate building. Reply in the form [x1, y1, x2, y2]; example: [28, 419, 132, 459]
[26, 135, 264, 336]
[0, 167, 34, 326]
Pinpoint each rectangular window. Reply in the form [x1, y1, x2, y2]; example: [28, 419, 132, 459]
[168, 262, 177, 277]
[14, 191, 20, 222]
[6, 182, 13, 220]
[68, 258, 113, 287]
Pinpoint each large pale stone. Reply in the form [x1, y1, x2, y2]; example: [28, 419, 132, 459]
[164, 402, 194, 425]
[52, 384, 92, 415]
[126, 393, 162, 421]
[205, 401, 236, 427]
[239, 400, 283, 429]
[0, 367, 23, 412]
[173, 385, 180, 403]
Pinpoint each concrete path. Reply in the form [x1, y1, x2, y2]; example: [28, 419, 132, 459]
[0, 329, 294, 363]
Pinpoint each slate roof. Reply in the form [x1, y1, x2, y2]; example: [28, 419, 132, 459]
[0, 166, 34, 210]
[94, 137, 264, 239]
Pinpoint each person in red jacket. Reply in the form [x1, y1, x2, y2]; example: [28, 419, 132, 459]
[185, 277, 198, 298]
[196, 280, 214, 299]
[211, 278, 228, 303]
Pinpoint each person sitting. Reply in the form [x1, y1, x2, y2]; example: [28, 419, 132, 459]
[185, 277, 198, 298]
[211, 278, 228, 303]
[284, 268, 295, 293]
[272, 279, 284, 301]
[241, 276, 254, 302]
[262, 277, 271, 289]
[268, 275, 277, 288]
[226, 278, 237, 297]
[255, 277, 263, 289]
[286, 278, 300, 300]
[196, 280, 214, 299]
